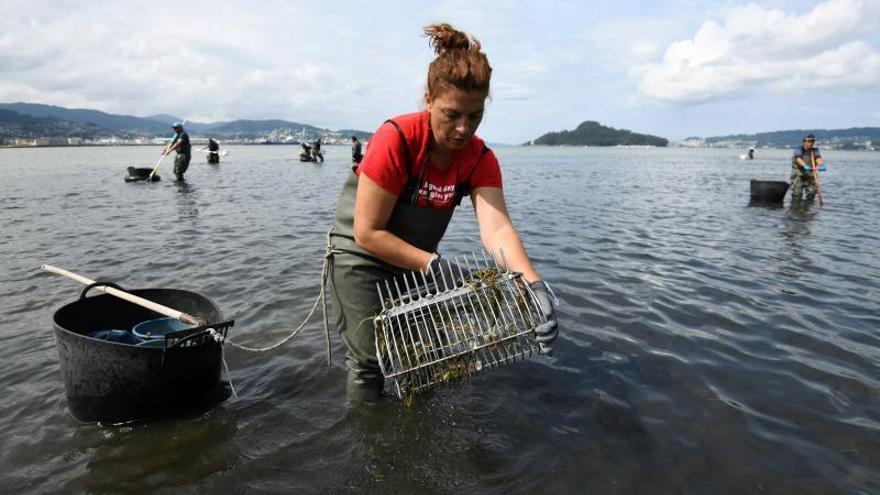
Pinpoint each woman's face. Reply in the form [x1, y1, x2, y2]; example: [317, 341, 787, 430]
[426, 87, 487, 153]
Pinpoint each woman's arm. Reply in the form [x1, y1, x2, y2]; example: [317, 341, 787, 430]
[472, 186, 541, 282]
[352, 173, 435, 271]
[474, 186, 559, 352]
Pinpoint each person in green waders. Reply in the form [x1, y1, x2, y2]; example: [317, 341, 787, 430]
[163, 122, 191, 181]
[328, 23, 560, 403]
[791, 133, 823, 201]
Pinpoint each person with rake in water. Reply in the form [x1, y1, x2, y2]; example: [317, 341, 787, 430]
[327, 23, 560, 403]
[791, 133, 823, 202]
[163, 122, 192, 182]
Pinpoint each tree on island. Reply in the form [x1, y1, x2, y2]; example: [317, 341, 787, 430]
[533, 120, 668, 147]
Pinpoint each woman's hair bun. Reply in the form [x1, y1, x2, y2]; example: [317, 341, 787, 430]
[424, 23, 480, 54]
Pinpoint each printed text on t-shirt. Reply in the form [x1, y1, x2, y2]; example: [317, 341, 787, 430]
[417, 181, 456, 207]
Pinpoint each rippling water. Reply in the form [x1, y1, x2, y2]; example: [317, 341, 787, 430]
[1, 145, 879, 494]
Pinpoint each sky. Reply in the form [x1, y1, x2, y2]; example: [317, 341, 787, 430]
[1, 0, 878, 143]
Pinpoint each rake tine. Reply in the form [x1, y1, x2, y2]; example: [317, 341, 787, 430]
[439, 257, 453, 291]
[410, 271, 422, 297]
[453, 254, 467, 286]
[376, 282, 386, 310]
[498, 246, 511, 274]
[481, 248, 495, 272]
[419, 266, 434, 297]
[392, 278, 404, 305]
[401, 272, 414, 302]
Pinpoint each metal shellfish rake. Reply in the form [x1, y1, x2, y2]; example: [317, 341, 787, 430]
[373, 250, 547, 398]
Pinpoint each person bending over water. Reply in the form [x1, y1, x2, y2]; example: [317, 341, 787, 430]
[327, 23, 560, 403]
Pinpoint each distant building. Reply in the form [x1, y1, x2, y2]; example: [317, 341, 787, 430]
[678, 138, 706, 148]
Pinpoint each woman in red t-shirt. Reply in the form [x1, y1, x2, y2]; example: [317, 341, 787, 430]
[328, 23, 559, 402]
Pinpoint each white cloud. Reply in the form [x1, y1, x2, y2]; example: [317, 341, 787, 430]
[0, 0, 426, 129]
[1, 0, 877, 142]
[630, 44, 659, 59]
[635, 0, 880, 103]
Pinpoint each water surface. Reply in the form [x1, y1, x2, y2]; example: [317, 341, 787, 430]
[1, 145, 878, 494]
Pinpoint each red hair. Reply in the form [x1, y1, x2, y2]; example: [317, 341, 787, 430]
[424, 23, 492, 97]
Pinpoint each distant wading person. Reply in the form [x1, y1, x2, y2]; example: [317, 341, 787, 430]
[206, 138, 220, 164]
[327, 23, 560, 403]
[312, 138, 324, 162]
[163, 122, 191, 181]
[351, 135, 363, 165]
[791, 134, 822, 201]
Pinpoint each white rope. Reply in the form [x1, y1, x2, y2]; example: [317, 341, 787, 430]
[205, 328, 237, 398]
[199, 229, 339, 398]
[221, 347, 238, 398]
[219, 229, 339, 365]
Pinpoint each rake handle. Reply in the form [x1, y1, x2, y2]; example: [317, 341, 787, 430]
[146, 153, 167, 182]
[41, 264, 204, 325]
[810, 150, 825, 207]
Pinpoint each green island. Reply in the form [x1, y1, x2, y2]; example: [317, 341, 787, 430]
[530, 120, 668, 147]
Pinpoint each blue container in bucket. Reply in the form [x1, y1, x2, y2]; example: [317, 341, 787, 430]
[132, 317, 194, 341]
[136, 339, 168, 348]
[88, 329, 142, 345]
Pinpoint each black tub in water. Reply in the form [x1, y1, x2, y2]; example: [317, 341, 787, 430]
[125, 166, 160, 182]
[750, 180, 789, 203]
[52, 286, 231, 423]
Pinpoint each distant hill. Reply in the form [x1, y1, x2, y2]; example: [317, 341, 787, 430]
[145, 113, 183, 124]
[207, 119, 323, 136]
[533, 121, 668, 147]
[0, 102, 373, 144]
[705, 127, 880, 149]
[0, 109, 119, 140]
[0, 102, 168, 135]
[145, 114, 216, 134]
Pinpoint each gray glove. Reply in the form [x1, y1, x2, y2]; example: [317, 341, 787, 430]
[424, 254, 469, 290]
[529, 280, 559, 354]
[404, 254, 467, 298]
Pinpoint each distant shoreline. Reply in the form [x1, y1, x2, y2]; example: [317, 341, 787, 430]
[4, 142, 878, 151]
[0, 142, 345, 149]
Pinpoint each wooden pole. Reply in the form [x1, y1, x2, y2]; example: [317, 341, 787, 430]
[146, 153, 166, 182]
[41, 265, 204, 325]
[810, 149, 825, 207]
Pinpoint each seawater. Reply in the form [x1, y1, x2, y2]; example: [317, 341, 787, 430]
[1, 145, 878, 494]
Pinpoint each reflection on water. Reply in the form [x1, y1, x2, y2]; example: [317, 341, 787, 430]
[748, 199, 786, 209]
[67, 409, 240, 493]
[1, 146, 878, 494]
[173, 180, 200, 223]
[779, 200, 815, 280]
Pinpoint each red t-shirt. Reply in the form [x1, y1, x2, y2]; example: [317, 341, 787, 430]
[357, 111, 502, 209]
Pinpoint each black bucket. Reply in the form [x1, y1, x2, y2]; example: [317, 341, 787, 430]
[750, 180, 789, 203]
[125, 166, 160, 182]
[52, 286, 231, 423]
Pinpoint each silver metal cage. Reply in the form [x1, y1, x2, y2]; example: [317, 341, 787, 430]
[373, 250, 546, 398]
